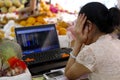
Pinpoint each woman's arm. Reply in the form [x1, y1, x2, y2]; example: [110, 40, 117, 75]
[65, 41, 83, 72]
[65, 14, 91, 80]
[65, 41, 91, 80]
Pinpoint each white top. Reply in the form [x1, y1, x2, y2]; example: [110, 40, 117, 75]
[76, 34, 120, 80]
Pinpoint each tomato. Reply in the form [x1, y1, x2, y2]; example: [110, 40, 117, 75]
[8, 56, 19, 68]
[8, 56, 27, 70]
[17, 60, 27, 70]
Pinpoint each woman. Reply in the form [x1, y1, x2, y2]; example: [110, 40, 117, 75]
[65, 2, 120, 80]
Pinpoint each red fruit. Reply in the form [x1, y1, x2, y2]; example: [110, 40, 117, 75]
[17, 60, 27, 70]
[8, 56, 27, 70]
[8, 56, 19, 68]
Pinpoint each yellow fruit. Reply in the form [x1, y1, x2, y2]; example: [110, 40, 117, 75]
[1, 7, 8, 13]
[1, 17, 8, 24]
[10, 32, 15, 37]
[59, 28, 67, 35]
[47, 11, 53, 17]
[10, 26, 15, 32]
[8, 6, 16, 13]
[36, 16, 46, 24]
[43, 5, 49, 11]
[56, 26, 61, 31]
[40, 2, 46, 8]
[12, 0, 21, 7]
[19, 20, 26, 26]
[0, 0, 4, 8]
[40, 7, 43, 12]
[4, 0, 13, 7]
[21, 0, 27, 4]
[16, 5, 24, 11]
[57, 21, 68, 28]
[0, 30, 4, 39]
[25, 23, 32, 27]
[27, 17, 36, 25]
[34, 22, 41, 26]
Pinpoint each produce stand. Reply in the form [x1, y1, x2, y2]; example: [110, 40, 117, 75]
[0, 0, 77, 79]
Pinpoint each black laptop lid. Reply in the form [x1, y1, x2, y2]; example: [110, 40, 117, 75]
[15, 24, 60, 55]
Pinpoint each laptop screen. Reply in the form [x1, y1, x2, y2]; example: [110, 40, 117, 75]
[15, 24, 60, 55]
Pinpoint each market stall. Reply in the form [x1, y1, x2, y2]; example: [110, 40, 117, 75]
[0, 0, 77, 80]
[0, 0, 119, 80]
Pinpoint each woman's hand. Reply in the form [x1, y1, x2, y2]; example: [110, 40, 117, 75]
[71, 14, 89, 44]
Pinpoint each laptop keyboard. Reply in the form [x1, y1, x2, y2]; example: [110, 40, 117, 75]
[22, 48, 72, 66]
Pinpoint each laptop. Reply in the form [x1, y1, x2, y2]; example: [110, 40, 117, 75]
[15, 24, 72, 75]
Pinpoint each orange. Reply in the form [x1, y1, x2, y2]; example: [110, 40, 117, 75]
[47, 11, 53, 17]
[59, 28, 67, 35]
[19, 20, 26, 26]
[36, 16, 47, 24]
[27, 17, 36, 24]
[34, 22, 41, 26]
[40, 7, 43, 12]
[36, 16, 44, 22]
[25, 23, 32, 27]
[57, 21, 68, 28]
[56, 25, 61, 31]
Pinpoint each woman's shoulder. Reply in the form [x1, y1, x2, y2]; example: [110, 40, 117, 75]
[82, 34, 120, 56]
[91, 34, 120, 46]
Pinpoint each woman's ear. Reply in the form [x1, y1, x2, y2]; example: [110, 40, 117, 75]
[85, 20, 93, 32]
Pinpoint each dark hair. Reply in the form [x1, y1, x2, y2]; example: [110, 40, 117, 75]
[79, 2, 120, 33]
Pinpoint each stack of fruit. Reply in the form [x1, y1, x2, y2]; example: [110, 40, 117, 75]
[40, 0, 72, 16]
[0, 0, 25, 13]
[40, 0, 56, 17]
[56, 20, 69, 35]
[18, 16, 47, 27]
[17, 16, 69, 35]
[0, 0, 25, 26]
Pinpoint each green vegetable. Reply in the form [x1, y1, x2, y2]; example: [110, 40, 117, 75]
[0, 39, 22, 60]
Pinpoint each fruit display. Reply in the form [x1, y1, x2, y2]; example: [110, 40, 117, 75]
[56, 20, 69, 35]
[0, 0, 78, 79]
[0, 0, 77, 38]
[0, 0, 25, 26]
[0, 0, 25, 13]
[16, 15, 69, 35]
[18, 16, 47, 27]
[0, 13, 19, 25]
[40, 0, 56, 17]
